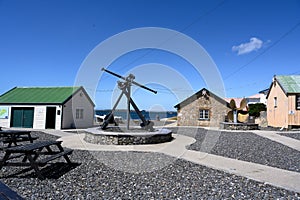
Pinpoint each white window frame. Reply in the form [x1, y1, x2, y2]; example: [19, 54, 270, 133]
[199, 109, 210, 120]
[274, 97, 277, 108]
[296, 95, 300, 110]
[76, 108, 84, 119]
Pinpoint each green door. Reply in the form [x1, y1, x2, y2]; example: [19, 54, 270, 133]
[11, 108, 23, 127]
[23, 108, 34, 128]
[11, 107, 34, 128]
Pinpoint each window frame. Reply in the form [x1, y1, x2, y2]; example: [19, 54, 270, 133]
[199, 109, 210, 121]
[75, 108, 84, 119]
[274, 97, 277, 108]
[296, 95, 300, 110]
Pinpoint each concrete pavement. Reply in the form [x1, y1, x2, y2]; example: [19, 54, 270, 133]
[252, 130, 300, 151]
[58, 132, 300, 193]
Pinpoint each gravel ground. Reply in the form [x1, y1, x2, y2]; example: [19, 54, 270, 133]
[277, 132, 300, 140]
[0, 131, 300, 199]
[167, 127, 300, 173]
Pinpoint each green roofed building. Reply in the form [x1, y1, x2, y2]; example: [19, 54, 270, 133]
[0, 86, 95, 129]
[266, 75, 300, 129]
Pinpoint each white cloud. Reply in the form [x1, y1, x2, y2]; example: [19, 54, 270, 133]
[232, 37, 263, 55]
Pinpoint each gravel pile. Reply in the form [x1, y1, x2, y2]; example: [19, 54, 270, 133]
[0, 131, 299, 199]
[277, 132, 300, 140]
[167, 127, 300, 172]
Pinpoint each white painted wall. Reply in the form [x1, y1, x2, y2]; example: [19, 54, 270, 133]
[0, 105, 63, 130]
[62, 88, 94, 129]
[42, 105, 62, 130]
[56, 106, 62, 130]
[33, 106, 46, 129]
[62, 99, 74, 129]
[0, 105, 37, 129]
[260, 93, 267, 104]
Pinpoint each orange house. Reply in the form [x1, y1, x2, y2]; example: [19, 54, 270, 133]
[267, 75, 300, 129]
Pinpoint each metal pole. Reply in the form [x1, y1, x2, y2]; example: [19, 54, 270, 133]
[102, 68, 157, 94]
[129, 97, 147, 125]
[101, 91, 124, 130]
[126, 85, 131, 130]
[233, 110, 237, 123]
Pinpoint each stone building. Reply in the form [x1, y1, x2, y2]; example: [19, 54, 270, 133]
[174, 88, 230, 127]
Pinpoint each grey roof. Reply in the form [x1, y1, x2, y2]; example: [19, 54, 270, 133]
[276, 75, 300, 94]
[174, 88, 230, 109]
[259, 88, 269, 95]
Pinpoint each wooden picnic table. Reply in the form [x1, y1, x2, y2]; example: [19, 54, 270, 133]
[0, 130, 38, 148]
[0, 140, 73, 179]
[0, 180, 24, 200]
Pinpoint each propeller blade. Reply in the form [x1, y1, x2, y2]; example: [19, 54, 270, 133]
[229, 99, 236, 109]
[238, 113, 249, 123]
[227, 111, 234, 122]
[238, 98, 247, 110]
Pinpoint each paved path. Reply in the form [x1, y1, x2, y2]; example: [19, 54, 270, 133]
[58, 132, 300, 193]
[42, 129, 75, 137]
[252, 130, 300, 151]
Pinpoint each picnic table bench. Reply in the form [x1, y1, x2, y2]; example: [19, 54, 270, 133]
[0, 140, 73, 179]
[0, 181, 24, 200]
[0, 130, 38, 148]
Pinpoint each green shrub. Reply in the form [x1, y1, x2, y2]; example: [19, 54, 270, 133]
[248, 103, 266, 117]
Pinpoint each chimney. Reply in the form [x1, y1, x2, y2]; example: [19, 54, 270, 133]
[273, 75, 276, 86]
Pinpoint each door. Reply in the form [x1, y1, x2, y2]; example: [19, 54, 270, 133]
[11, 107, 34, 128]
[46, 107, 56, 129]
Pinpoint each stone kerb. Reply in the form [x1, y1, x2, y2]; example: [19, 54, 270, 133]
[84, 127, 173, 145]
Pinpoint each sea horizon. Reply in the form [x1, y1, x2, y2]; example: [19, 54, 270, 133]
[95, 109, 177, 120]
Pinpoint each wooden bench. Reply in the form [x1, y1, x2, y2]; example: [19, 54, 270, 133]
[0, 181, 24, 200]
[0, 140, 73, 179]
[1, 136, 39, 145]
[0, 130, 38, 148]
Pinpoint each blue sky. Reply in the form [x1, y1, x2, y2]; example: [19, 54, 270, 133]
[0, 0, 300, 110]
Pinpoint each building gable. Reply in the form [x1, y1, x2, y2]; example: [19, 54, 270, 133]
[174, 88, 229, 110]
[174, 88, 230, 127]
[267, 75, 300, 99]
[62, 87, 95, 107]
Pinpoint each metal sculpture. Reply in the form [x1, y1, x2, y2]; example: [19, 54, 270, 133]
[101, 68, 157, 131]
[227, 98, 249, 123]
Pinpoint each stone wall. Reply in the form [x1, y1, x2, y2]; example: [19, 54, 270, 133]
[220, 122, 259, 130]
[255, 111, 268, 127]
[84, 131, 173, 145]
[177, 95, 230, 127]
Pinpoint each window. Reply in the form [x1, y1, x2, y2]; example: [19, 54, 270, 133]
[274, 97, 277, 108]
[76, 109, 84, 119]
[199, 109, 209, 120]
[296, 95, 300, 110]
